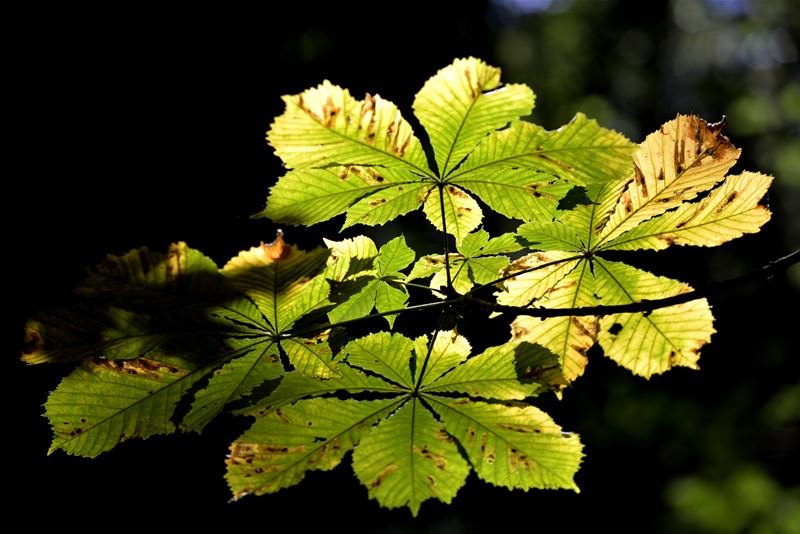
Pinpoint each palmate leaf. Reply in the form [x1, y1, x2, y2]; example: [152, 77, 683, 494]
[501, 115, 771, 379]
[407, 230, 522, 296]
[228, 329, 583, 514]
[259, 58, 631, 244]
[33, 236, 342, 456]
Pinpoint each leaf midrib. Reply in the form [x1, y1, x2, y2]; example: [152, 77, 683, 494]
[446, 144, 634, 182]
[298, 102, 435, 179]
[598, 205, 763, 250]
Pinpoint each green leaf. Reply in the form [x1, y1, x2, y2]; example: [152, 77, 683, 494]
[324, 236, 412, 327]
[600, 172, 773, 251]
[427, 397, 583, 491]
[450, 113, 636, 186]
[182, 340, 283, 433]
[416, 330, 472, 387]
[423, 342, 538, 400]
[342, 183, 434, 230]
[597, 114, 741, 244]
[593, 259, 715, 377]
[413, 57, 535, 177]
[240, 364, 402, 417]
[517, 221, 584, 252]
[282, 337, 340, 379]
[376, 235, 416, 276]
[222, 233, 330, 333]
[455, 169, 571, 224]
[227, 398, 402, 498]
[327, 278, 382, 324]
[423, 185, 483, 243]
[456, 228, 491, 257]
[46, 355, 214, 457]
[323, 235, 378, 282]
[466, 256, 510, 286]
[374, 281, 409, 328]
[407, 255, 450, 283]
[473, 232, 524, 256]
[353, 399, 470, 516]
[267, 81, 432, 175]
[447, 114, 635, 222]
[406, 231, 519, 296]
[343, 332, 417, 389]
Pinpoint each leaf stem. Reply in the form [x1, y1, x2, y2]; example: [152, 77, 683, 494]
[414, 308, 449, 393]
[438, 184, 454, 292]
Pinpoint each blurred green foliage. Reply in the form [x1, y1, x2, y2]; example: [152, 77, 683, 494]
[488, 1, 799, 532]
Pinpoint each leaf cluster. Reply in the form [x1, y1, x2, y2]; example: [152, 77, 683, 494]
[23, 58, 773, 515]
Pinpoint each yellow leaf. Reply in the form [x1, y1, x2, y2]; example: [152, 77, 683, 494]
[598, 115, 741, 244]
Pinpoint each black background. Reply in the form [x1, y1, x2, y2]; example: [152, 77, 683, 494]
[8, 3, 798, 531]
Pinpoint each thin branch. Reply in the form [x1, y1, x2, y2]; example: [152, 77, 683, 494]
[282, 300, 450, 339]
[396, 280, 445, 293]
[465, 253, 586, 296]
[438, 184, 453, 292]
[469, 249, 800, 318]
[281, 249, 798, 338]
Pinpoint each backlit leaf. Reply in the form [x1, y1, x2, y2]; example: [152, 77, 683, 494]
[601, 172, 773, 251]
[598, 115, 741, 244]
[593, 259, 715, 377]
[222, 233, 330, 333]
[427, 397, 583, 491]
[413, 57, 535, 176]
[227, 398, 402, 498]
[268, 81, 431, 175]
[353, 399, 470, 516]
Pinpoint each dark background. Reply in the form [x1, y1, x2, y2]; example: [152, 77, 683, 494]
[8, 1, 799, 531]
